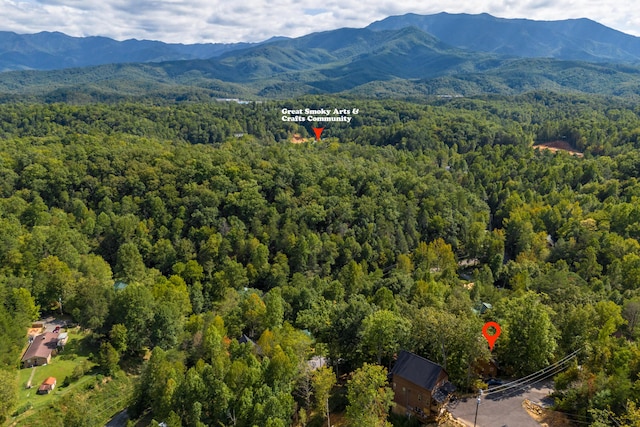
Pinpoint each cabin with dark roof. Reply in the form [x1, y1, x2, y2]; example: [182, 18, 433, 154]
[389, 350, 455, 421]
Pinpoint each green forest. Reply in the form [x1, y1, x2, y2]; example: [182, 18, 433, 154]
[1, 92, 640, 426]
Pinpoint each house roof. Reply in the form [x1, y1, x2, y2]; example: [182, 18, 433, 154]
[473, 302, 493, 315]
[21, 333, 58, 361]
[38, 377, 57, 392]
[42, 377, 56, 385]
[238, 334, 255, 345]
[390, 350, 446, 391]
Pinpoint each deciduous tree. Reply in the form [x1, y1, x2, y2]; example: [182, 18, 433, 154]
[312, 366, 336, 426]
[345, 363, 393, 427]
[360, 309, 410, 366]
[494, 292, 558, 375]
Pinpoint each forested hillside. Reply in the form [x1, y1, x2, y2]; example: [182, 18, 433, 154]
[368, 12, 640, 63]
[1, 93, 640, 425]
[0, 31, 256, 72]
[4, 27, 640, 100]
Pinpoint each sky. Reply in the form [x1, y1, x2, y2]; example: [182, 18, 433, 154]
[1, 0, 639, 44]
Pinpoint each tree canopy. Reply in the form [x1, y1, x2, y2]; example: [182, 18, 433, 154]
[1, 93, 640, 424]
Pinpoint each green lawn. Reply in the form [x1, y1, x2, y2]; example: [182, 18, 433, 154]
[17, 357, 94, 405]
[5, 329, 98, 426]
[4, 328, 135, 427]
[9, 374, 134, 427]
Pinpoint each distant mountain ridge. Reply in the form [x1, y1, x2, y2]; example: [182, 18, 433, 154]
[0, 31, 259, 71]
[2, 12, 640, 73]
[367, 12, 640, 63]
[2, 13, 640, 100]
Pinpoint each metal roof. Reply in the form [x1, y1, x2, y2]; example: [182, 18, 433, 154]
[21, 333, 58, 361]
[390, 350, 446, 391]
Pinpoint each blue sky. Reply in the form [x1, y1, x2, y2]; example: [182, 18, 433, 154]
[0, 0, 638, 43]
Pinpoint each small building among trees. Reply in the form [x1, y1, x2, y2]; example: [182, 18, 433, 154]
[389, 350, 456, 421]
[56, 332, 69, 350]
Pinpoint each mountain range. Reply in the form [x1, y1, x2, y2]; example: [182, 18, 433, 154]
[1, 12, 640, 100]
[0, 31, 262, 72]
[367, 12, 640, 63]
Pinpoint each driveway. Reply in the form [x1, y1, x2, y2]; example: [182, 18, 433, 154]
[40, 316, 67, 332]
[448, 381, 554, 427]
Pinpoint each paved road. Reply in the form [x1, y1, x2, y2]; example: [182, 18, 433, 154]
[105, 409, 129, 427]
[449, 381, 554, 427]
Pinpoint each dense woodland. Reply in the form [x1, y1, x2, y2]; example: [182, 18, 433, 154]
[1, 93, 640, 425]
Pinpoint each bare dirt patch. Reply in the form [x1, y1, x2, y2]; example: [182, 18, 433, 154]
[28, 327, 43, 337]
[523, 399, 574, 427]
[438, 410, 468, 426]
[290, 133, 309, 144]
[534, 140, 584, 157]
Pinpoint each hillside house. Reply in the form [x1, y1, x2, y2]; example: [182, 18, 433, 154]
[21, 332, 59, 368]
[389, 350, 456, 421]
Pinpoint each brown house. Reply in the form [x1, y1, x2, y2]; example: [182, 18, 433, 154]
[21, 333, 59, 368]
[38, 377, 57, 394]
[389, 350, 456, 421]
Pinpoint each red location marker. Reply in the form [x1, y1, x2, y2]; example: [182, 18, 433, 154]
[482, 321, 501, 351]
[312, 127, 324, 140]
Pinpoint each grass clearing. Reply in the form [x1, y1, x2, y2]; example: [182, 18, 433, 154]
[10, 373, 133, 427]
[17, 360, 86, 405]
[3, 328, 106, 427]
[15, 328, 96, 411]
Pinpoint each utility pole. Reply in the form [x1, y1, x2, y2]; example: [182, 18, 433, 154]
[473, 389, 483, 427]
[326, 397, 331, 427]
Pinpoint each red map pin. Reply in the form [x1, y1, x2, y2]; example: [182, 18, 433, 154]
[482, 321, 501, 351]
[312, 127, 324, 140]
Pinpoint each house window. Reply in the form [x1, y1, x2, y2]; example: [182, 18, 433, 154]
[393, 382, 396, 389]
[418, 394, 422, 401]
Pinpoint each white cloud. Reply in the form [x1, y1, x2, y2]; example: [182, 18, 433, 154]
[0, 0, 638, 43]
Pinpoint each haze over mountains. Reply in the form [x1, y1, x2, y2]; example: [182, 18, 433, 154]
[1, 12, 640, 100]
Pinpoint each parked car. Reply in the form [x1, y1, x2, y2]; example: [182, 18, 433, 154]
[486, 378, 504, 386]
[53, 326, 61, 333]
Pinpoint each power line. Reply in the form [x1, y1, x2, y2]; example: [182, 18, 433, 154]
[485, 347, 581, 394]
[484, 347, 581, 396]
[544, 408, 617, 427]
[465, 348, 584, 427]
[549, 409, 592, 422]
[464, 347, 633, 427]
[553, 416, 592, 425]
[491, 362, 574, 399]
[485, 360, 571, 399]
